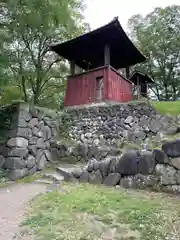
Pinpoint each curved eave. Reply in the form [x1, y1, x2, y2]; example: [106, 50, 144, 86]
[50, 18, 146, 70]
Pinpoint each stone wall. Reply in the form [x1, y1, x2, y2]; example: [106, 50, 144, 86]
[67, 139, 180, 194]
[0, 103, 18, 168]
[1, 103, 58, 180]
[0, 101, 179, 182]
[60, 102, 176, 146]
[50, 141, 122, 163]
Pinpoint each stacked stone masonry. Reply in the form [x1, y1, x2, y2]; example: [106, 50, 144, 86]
[60, 102, 177, 146]
[0, 103, 58, 180]
[68, 139, 180, 194]
[1, 100, 180, 192]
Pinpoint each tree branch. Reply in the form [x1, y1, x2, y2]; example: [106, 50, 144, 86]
[44, 58, 63, 75]
[21, 34, 38, 68]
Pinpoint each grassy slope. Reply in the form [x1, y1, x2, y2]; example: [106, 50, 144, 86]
[22, 183, 180, 240]
[152, 101, 180, 116]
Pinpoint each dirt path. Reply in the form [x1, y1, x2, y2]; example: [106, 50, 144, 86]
[0, 183, 46, 240]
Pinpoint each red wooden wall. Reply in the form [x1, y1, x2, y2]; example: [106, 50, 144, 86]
[106, 67, 133, 102]
[64, 66, 133, 107]
[64, 67, 108, 106]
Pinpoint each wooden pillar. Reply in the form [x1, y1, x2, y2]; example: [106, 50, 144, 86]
[125, 67, 130, 78]
[104, 44, 110, 65]
[70, 60, 75, 75]
[137, 75, 140, 100]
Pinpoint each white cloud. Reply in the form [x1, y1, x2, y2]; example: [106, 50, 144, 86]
[85, 0, 180, 30]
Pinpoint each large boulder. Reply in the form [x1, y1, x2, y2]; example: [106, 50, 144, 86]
[99, 158, 111, 178]
[0, 155, 5, 167]
[170, 158, 180, 170]
[26, 155, 36, 169]
[138, 151, 155, 174]
[7, 168, 28, 180]
[136, 174, 159, 188]
[115, 150, 139, 175]
[28, 145, 37, 156]
[155, 164, 177, 185]
[161, 185, 180, 194]
[36, 154, 47, 170]
[28, 118, 39, 127]
[37, 138, 45, 149]
[87, 159, 95, 172]
[120, 176, 138, 189]
[104, 173, 121, 186]
[44, 150, 51, 161]
[43, 125, 52, 140]
[73, 143, 88, 157]
[175, 171, 180, 185]
[79, 170, 89, 182]
[120, 174, 159, 190]
[8, 148, 28, 158]
[72, 168, 83, 178]
[56, 167, 74, 181]
[109, 157, 118, 173]
[16, 127, 29, 139]
[87, 159, 100, 172]
[89, 170, 103, 184]
[165, 126, 178, 135]
[88, 145, 110, 160]
[153, 149, 169, 164]
[7, 137, 28, 148]
[162, 140, 180, 157]
[4, 157, 26, 170]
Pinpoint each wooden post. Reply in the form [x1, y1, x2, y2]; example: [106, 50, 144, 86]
[137, 75, 140, 100]
[70, 60, 75, 75]
[104, 44, 110, 65]
[125, 67, 130, 78]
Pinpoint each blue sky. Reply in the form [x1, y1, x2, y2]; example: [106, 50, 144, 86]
[85, 0, 180, 30]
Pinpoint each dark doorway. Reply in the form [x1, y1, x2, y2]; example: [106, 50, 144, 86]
[96, 76, 104, 101]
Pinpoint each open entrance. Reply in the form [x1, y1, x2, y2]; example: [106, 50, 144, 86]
[96, 76, 104, 101]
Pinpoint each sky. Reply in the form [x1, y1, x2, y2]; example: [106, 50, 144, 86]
[85, 0, 180, 30]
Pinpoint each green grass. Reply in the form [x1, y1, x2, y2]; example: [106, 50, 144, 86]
[22, 183, 180, 240]
[16, 173, 41, 183]
[152, 101, 180, 116]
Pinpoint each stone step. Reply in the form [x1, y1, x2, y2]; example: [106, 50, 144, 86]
[34, 178, 54, 185]
[57, 163, 85, 169]
[56, 167, 75, 181]
[42, 172, 64, 182]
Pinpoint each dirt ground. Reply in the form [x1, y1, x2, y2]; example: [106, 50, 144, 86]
[0, 183, 46, 240]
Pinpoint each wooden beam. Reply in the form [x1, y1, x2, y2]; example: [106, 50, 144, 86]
[125, 67, 130, 78]
[70, 61, 75, 75]
[104, 44, 110, 65]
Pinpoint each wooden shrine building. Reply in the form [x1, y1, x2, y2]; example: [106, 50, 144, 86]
[129, 71, 154, 99]
[50, 17, 146, 107]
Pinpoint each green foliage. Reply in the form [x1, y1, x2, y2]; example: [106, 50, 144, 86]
[128, 5, 180, 101]
[23, 183, 180, 239]
[0, 86, 23, 106]
[0, 0, 89, 106]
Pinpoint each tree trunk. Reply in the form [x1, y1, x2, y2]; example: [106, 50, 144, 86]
[172, 84, 177, 101]
[33, 77, 41, 104]
[164, 84, 168, 101]
[21, 76, 28, 102]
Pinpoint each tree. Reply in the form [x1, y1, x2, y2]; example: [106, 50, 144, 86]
[128, 5, 180, 101]
[0, 0, 89, 106]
